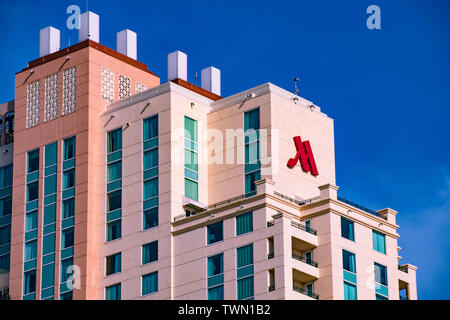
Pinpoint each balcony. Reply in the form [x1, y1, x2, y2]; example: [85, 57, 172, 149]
[292, 259, 319, 284]
[397, 264, 415, 287]
[398, 265, 408, 273]
[293, 284, 319, 300]
[292, 252, 318, 268]
[291, 221, 317, 235]
[291, 233, 317, 255]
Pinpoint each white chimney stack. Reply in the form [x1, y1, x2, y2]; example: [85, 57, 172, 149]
[201, 66, 221, 96]
[39, 26, 60, 57]
[168, 51, 187, 81]
[117, 29, 137, 60]
[79, 11, 99, 43]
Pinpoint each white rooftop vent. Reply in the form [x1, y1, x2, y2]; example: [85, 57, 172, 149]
[201, 66, 221, 96]
[39, 26, 60, 57]
[168, 51, 187, 81]
[117, 29, 137, 60]
[79, 11, 99, 43]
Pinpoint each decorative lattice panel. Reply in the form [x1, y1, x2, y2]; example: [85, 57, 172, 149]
[26, 80, 41, 128]
[135, 81, 147, 93]
[62, 67, 77, 115]
[102, 67, 115, 102]
[44, 73, 58, 122]
[119, 75, 131, 99]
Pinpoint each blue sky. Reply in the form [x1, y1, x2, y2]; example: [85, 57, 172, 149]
[0, 0, 449, 299]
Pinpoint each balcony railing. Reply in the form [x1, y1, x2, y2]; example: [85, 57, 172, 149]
[292, 253, 318, 268]
[293, 285, 319, 300]
[337, 196, 386, 220]
[267, 220, 274, 227]
[398, 265, 408, 273]
[0, 268, 8, 275]
[268, 285, 275, 292]
[174, 193, 252, 221]
[273, 191, 320, 206]
[205, 194, 247, 211]
[291, 221, 317, 235]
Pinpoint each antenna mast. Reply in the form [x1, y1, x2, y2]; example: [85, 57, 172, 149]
[294, 78, 300, 96]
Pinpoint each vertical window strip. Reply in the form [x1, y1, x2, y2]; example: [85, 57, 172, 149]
[342, 249, 356, 274]
[244, 108, 260, 197]
[374, 262, 389, 299]
[341, 217, 355, 241]
[142, 241, 158, 265]
[207, 221, 223, 245]
[107, 128, 122, 241]
[344, 282, 357, 300]
[0, 164, 13, 273]
[106, 253, 121, 276]
[184, 116, 198, 201]
[60, 136, 76, 299]
[207, 253, 224, 300]
[41, 142, 57, 299]
[105, 283, 121, 300]
[23, 149, 40, 299]
[143, 115, 158, 230]
[373, 230, 386, 254]
[236, 212, 253, 236]
[142, 272, 158, 296]
[236, 243, 254, 300]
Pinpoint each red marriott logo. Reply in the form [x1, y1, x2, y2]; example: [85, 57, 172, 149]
[287, 136, 319, 176]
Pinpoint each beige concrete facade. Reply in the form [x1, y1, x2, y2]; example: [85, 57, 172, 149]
[1, 36, 417, 300]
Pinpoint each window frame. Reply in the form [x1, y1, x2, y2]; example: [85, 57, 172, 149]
[207, 221, 224, 245]
[107, 128, 122, 154]
[27, 149, 40, 174]
[105, 252, 122, 276]
[342, 249, 356, 274]
[340, 217, 355, 241]
[344, 281, 357, 300]
[235, 211, 253, 236]
[374, 262, 388, 287]
[372, 230, 386, 254]
[105, 283, 121, 300]
[141, 271, 158, 296]
[143, 207, 158, 230]
[142, 241, 158, 266]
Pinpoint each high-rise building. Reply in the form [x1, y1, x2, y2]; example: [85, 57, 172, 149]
[0, 12, 417, 300]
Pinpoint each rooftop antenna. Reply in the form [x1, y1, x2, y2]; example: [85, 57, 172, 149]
[195, 72, 198, 86]
[294, 78, 300, 96]
[87, 0, 91, 39]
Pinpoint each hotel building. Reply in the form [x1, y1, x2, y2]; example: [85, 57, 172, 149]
[0, 12, 417, 300]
